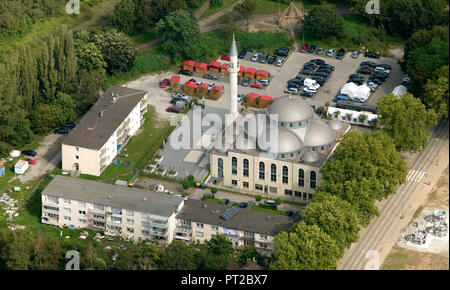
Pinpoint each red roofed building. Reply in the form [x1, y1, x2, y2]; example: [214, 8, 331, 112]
[244, 67, 257, 79]
[210, 86, 223, 99]
[170, 75, 180, 89]
[195, 62, 208, 74]
[238, 66, 245, 77]
[256, 69, 269, 80]
[221, 63, 229, 75]
[208, 61, 221, 73]
[246, 92, 259, 106]
[196, 83, 209, 96]
[183, 60, 195, 71]
[184, 81, 196, 95]
[259, 95, 272, 107]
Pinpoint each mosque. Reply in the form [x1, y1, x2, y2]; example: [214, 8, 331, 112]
[208, 36, 350, 202]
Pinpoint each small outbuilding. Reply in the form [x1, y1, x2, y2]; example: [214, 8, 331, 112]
[256, 69, 269, 80]
[246, 93, 259, 106]
[244, 67, 257, 79]
[208, 61, 221, 73]
[171, 75, 180, 89]
[184, 81, 196, 95]
[210, 86, 223, 99]
[196, 83, 209, 96]
[14, 160, 28, 175]
[183, 60, 195, 71]
[221, 63, 229, 75]
[195, 62, 208, 74]
[259, 95, 272, 107]
[238, 66, 245, 77]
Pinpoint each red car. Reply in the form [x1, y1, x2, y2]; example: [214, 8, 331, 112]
[251, 82, 263, 89]
[166, 106, 183, 113]
[159, 79, 170, 88]
[220, 54, 230, 61]
[299, 43, 309, 53]
[24, 158, 37, 165]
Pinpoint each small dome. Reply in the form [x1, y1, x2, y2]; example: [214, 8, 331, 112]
[302, 151, 320, 163]
[267, 96, 314, 123]
[328, 119, 344, 131]
[304, 119, 336, 147]
[259, 128, 303, 154]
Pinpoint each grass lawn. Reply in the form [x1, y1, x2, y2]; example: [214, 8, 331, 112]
[250, 205, 286, 216]
[201, 196, 225, 205]
[131, 30, 159, 45]
[199, 0, 238, 20]
[381, 252, 409, 270]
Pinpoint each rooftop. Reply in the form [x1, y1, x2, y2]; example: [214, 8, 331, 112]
[43, 176, 184, 217]
[176, 199, 293, 236]
[63, 86, 147, 150]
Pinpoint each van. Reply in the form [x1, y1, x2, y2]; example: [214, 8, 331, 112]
[264, 200, 277, 208]
[303, 78, 320, 89]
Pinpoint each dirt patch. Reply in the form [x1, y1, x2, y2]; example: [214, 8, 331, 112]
[426, 167, 449, 208]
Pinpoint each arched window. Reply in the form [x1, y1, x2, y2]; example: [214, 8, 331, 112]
[243, 159, 249, 177]
[271, 164, 276, 182]
[232, 157, 237, 175]
[310, 171, 316, 189]
[259, 162, 265, 180]
[282, 166, 288, 184]
[298, 169, 304, 187]
[218, 158, 223, 178]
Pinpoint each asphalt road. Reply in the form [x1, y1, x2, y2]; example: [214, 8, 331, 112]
[338, 118, 449, 270]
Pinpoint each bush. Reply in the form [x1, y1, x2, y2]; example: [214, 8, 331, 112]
[182, 181, 190, 190]
[255, 195, 262, 202]
[187, 175, 195, 186]
[211, 187, 218, 194]
[210, 0, 223, 8]
[275, 198, 282, 205]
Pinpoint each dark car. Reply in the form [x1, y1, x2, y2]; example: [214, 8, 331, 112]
[320, 63, 335, 71]
[239, 202, 248, 208]
[368, 77, 383, 84]
[317, 67, 333, 74]
[304, 61, 317, 69]
[360, 61, 377, 68]
[364, 52, 380, 59]
[203, 73, 219, 80]
[285, 210, 294, 217]
[300, 91, 313, 98]
[347, 78, 364, 85]
[308, 44, 317, 53]
[293, 211, 300, 221]
[166, 106, 183, 113]
[360, 65, 374, 71]
[22, 150, 37, 157]
[336, 48, 345, 59]
[299, 69, 313, 76]
[314, 71, 330, 78]
[259, 53, 269, 63]
[275, 47, 289, 57]
[294, 75, 305, 82]
[238, 49, 247, 59]
[222, 199, 230, 205]
[267, 55, 277, 64]
[349, 74, 364, 80]
[179, 69, 193, 76]
[170, 98, 189, 105]
[54, 128, 69, 134]
[62, 122, 76, 129]
[312, 76, 326, 85]
[288, 79, 303, 86]
[357, 68, 372, 75]
[378, 63, 391, 70]
[287, 82, 302, 89]
[240, 77, 251, 86]
[311, 59, 325, 65]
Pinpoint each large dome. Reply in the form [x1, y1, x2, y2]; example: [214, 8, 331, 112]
[304, 119, 336, 147]
[302, 151, 320, 163]
[267, 96, 314, 123]
[328, 119, 344, 131]
[259, 128, 303, 154]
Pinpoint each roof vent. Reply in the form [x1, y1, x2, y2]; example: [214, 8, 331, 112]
[143, 198, 147, 201]
[203, 204, 208, 208]
[107, 195, 111, 199]
[112, 96, 117, 103]
[99, 110, 104, 118]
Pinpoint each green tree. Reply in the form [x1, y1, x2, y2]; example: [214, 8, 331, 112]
[115, 242, 161, 270]
[158, 240, 197, 270]
[238, 246, 266, 267]
[270, 221, 340, 270]
[302, 7, 343, 40]
[423, 65, 449, 118]
[93, 30, 137, 74]
[30, 232, 64, 270]
[133, 0, 188, 32]
[0, 229, 33, 270]
[206, 234, 233, 256]
[113, 0, 137, 35]
[210, 0, 224, 8]
[30, 104, 56, 134]
[76, 43, 106, 73]
[378, 93, 438, 152]
[50, 92, 77, 126]
[301, 195, 360, 253]
[155, 9, 200, 60]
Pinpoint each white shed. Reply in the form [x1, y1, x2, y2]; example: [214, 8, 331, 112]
[14, 160, 29, 175]
[392, 85, 407, 97]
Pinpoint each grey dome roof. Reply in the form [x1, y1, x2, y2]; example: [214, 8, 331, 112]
[304, 119, 336, 147]
[328, 119, 344, 131]
[267, 96, 314, 123]
[302, 151, 320, 163]
[259, 128, 303, 154]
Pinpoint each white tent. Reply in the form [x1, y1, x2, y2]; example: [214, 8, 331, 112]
[341, 82, 358, 99]
[392, 85, 407, 97]
[358, 84, 371, 101]
[9, 150, 20, 158]
[341, 83, 371, 102]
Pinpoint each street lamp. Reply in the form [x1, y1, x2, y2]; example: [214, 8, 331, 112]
[302, 17, 305, 44]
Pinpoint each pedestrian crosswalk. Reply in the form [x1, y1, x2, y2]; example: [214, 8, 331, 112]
[406, 170, 426, 183]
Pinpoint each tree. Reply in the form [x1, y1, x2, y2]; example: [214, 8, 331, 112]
[423, 65, 449, 119]
[133, 0, 188, 32]
[0, 109, 34, 147]
[182, 181, 190, 190]
[114, 242, 160, 270]
[302, 7, 343, 40]
[206, 234, 233, 256]
[30, 232, 64, 270]
[378, 93, 438, 152]
[300, 195, 360, 253]
[76, 43, 106, 73]
[210, 0, 223, 8]
[358, 113, 368, 124]
[158, 240, 197, 270]
[30, 104, 56, 134]
[275, 198, 282, 205]
[155, 9, 200, 60]
[93, 30, 137, 74]
[255, 195, 262, 202]
[233, 0, 258, 31]
[0, 229, 33, 270]
[50, 92, 77, 127]
[270, 221, 341, 270]
[238, 246, 266, 267]
[113, 0, 137, 35]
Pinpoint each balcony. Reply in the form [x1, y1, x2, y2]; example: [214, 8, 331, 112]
[150, 229, 168, 237]
[43, 205, 59, 212]
[90, 222, 105, 229]
[150, 220, 168, 229]
[175, 225, 192, 234]
[88, 208, 105, 215]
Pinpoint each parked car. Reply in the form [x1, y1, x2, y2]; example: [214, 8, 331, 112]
[285, 210, 294, 217]
[251, 82, 263, 89]
[173, 92, 189, 100]
[293, 211, 300, 221]
[263, 200, 277, 208]
[62, 122, 76, 129]
[275, 57, 286, 67]
[238, 49, 247, 59]
[300, 91, 313, 98]
[179, 69, 193, 76]
[316, 47, 324, 55]
[368, 77, 383, 85]
[347, 78, 364, 85]
[258, 79, 269, 86]
[351, 50, 360, 58]
[203, 73, 219, 80]
[357, 68, 372, 75]
[294, 75, 305, 82]
[24, 158, 37, 165]
[287, 82, 302, 89]
[239, 202, 248, 208]
[332, 94, 350, 102]
[303, 87, 317, 93]
[259, 53, 269, 63]
[54, 128, 69, 134]
[364, 51, 380, 59]
[284, 87, 299, 94]
[375, 66, 390, 74]
[159, 79, 170, 88]
[336, 48, 345, 59]
[22, 150, 37, 157]
[313, 71, 330, 78]
[220, 54, 230, 61]
[251, 53, 260, 61]
[349, 74, 364, 80]
[367, 82, 378, 91]
[326, 48, 336, 57]
[240, 77, 251, 86]
[312, 76, 326, 86]
[299, 43, 309, 52]
[320, 63, 335, 71]
[195, 182, 207, 189]
[360, 61, 377, 68]
[170, 98, 188, 105]
[299, 69, 313, 76]
[311, 59, 325, 65]
[378, 63, 391, 70]
[360, 65, 374, 72]
[237, 93, 244, 102]
[317, 68, 333, 74]
[222, 199, 230, 205]
[274, 47, 289, 57]
[267, 55, 277, 64]
[308, 44, 317, 53]
[288, 79, 303, 86]
[166, 106, 183, 113]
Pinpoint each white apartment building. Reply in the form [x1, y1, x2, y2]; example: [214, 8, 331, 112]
[41, 176, 184, 244]
[62, 86, 148, 176]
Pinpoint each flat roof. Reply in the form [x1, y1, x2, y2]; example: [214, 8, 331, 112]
[63, 86, 147, 150]
[43, 176, 184, 217]
[176, 199, 293, 236]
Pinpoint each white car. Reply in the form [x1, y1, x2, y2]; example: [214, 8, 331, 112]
[284, 87, 299, 94]
[275, 57, 285, 67]
[173, 93, 188, 100]
[303, 87, 317, 93]
[258, 79, 269, 86]
[326, 48, 336, 57]
[251, 53, 260, 61]
[375, 66, 390, 74]
[208, 82, 215, 90]
[367, 82, 378, 91]
[237, 93, 244, 102]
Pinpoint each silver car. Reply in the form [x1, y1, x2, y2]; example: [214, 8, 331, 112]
[327, 48, 336, 57]
[275, 57, 285, 67]
[251, 53, 260, 61]
[351, 50, 360, 58]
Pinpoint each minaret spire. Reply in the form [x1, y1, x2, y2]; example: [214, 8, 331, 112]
[229, 34, 239, 119]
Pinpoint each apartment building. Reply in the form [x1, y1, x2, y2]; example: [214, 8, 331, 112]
[174, 199, 293, 256]
[41, 176, 184, 244]
[62, 86, 148, 176]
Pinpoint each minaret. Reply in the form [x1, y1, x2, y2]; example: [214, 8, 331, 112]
[229, 34, 239, 119]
